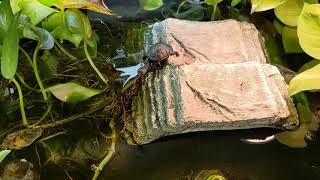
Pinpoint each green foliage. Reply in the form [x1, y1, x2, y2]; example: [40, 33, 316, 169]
[250, 0, 286, 13]
[297, 3, 320, 60]
[23, 25, 54, 49]
[231, 0, 242, 6]
[281, 26, 304, 53]
[0, 150, 11, 164]
[275, 0, 303, 26]
[47, 82, 103, 103]
[139, 0, 163, 11]
[297, 59, 320, 73]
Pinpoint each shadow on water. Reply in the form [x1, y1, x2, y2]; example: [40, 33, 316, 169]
[102, 129, 320, 180]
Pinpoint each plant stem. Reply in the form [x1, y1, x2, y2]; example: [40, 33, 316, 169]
[54, 39, 77, 60]
[31, 99, 52, 127]
[16, 73, 41, 92]
[176, 0, 187, 16]
[92, 117, 116, 180]
[39, 98, 113, 128]
[19, 46, 33, 66]
[33, 43, 48, 101]
[84, 42, 109, 86]
[11, 78, 29, 126]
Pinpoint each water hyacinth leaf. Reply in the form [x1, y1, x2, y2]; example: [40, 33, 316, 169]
[282, 26, 304, 53]
[250, 0, 286, 13]
[288, 64, 320, 96]
[0, 150, 11, 164]
[1, 128, 43, 150]
[37, 0, 114, 15]
[23, 25, 54, 49]
[297, 3, 320, 60]
[297, 59, 320, 73]
[274, 0, 303, 26]
[1, 22, 19, 79]
[47, 82, 103, 103]
[231, 0, 242, 6]
[276, 104, 320, 148]
[0, 0, 14, 42]
[139, 0, 163, 11]
[18, 0, 58, 25]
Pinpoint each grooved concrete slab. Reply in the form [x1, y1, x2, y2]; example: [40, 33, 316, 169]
[125, 18, 298, 145]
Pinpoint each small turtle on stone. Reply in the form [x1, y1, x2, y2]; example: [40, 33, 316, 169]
[143, 42, 179, 69]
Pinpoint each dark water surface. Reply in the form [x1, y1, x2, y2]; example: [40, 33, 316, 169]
[102, 129, 320, 180]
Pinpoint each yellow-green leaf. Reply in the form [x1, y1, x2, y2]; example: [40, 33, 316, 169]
[0, 150, 11, 163]
[288, 63, 320, 96]
[297, 3, 320, 59]
[47, 82, 103, 103]
[281, 26, 304, 53]
[139, 0, 163, 11]
[250, 0, 286, 13]
[274, 0, 303, 26]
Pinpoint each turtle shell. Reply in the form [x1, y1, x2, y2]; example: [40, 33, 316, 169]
[146, 42, 174, 62]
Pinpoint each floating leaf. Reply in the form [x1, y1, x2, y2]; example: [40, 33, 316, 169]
[18, 0, 58, 25]
[276, 104, 320, 148]
[37, 0, 114, 15]
[231, 0, 242, 6]
[250, 0, 286, 13]
[281, 26, 304, 53]
[288, 63, 320, 96]
[1, 20, 19, 79]
[47, 82, 103, 103]
[297, 3, 320, 59]
[139, 0, 163, 11]
[0, 150, 11, 164]
[297, 59, 320, 73]
[2, 128, 43, 150]
[274, 0, 303, 26]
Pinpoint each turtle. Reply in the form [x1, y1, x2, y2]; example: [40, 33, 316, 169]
[144, 42, 179, 69]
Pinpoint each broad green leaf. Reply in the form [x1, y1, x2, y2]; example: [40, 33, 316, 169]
[297, 59, 320, 73]
[37, 0, 114, 15]
[250, 0, 286, 13]
[1, 22, 19, 79]
[231, 0, 242, 6]
[0, 0, 14, 42]
[65, 9, 92, 41]
[0, 150, 11, 163]
[282, 26, 304, 53]
[276, 104, 320, 148]
[41, 12, 83, 47]
[23, 25, 54, 49]
[274, 0, 303, 26]
[288, 63, 320, 96]
[297, 3, 320, 59]
[47, 82, 103, 103]
[139, 0, 163, 11]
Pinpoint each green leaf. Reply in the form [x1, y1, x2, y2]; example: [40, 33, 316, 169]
[273, 19, 284, 35]
[205, 0, 223, 5]
[250, 0, 286, 13]
[18, 0, 58, 25]
[0, 0, 14, 42]
[65, 9, 92, 41]
[297, 3, 320, 59]
[1, 22, 19, 79]
[281, 26, 304, 53]
[231, 0, 242, 6]
[139, 0, 163, 11]
[276, 104, 320, 148]
[37, 0, 114, 15]
[288, 63, 320, 96]
[274, 0, 303, 26]
[47, 82, 103, 103]
[23, 25, 54, 49]
[297, 59, 320, 73]
[0, 150, 11, 164]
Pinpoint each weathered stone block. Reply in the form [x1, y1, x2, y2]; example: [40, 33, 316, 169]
[125, 18, 298, 145]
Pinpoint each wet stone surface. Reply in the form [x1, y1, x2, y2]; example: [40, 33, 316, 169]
[125, 18, 299, 145]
